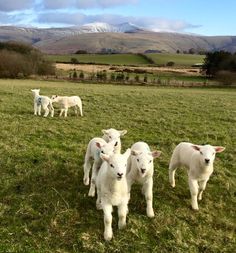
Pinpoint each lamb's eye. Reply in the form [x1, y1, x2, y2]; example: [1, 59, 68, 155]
[200, 151, 203, 155]
[149, 160, 152, 163]
[101, 150, 104, 154]
[137, 159, 139, 162]
[109, 136, 112, 139]
[114, 142, 118, 146]
[212, 152, 215, 155]
[110, 164, 114, 168]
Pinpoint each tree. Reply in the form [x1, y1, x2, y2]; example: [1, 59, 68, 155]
[71, 57, 79, 64]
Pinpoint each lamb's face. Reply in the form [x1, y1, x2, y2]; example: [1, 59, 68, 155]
[133, 152, 154, 177]
[51, 95, 59, 102]
[101, 149, 131, 181]
[96, 141, 115, 157]
[192, 144, 225, 166]
[102, 128, 127, 143]
[131, 150, 161, 177]
[108, 155, 128, 181]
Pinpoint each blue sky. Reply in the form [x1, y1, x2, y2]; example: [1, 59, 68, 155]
[0, 0, 235, 35]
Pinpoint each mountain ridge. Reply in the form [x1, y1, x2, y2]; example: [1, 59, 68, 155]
[0, 22, 235, 54]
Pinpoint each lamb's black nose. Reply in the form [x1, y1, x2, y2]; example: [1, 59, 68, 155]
[205, 159, 210, 164]
[117, 173, 123, 177]
[141, 169, 146, 174]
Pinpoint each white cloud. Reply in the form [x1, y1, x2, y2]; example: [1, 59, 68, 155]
[42, 0, 138, 10]
[37, 12, 200, 32]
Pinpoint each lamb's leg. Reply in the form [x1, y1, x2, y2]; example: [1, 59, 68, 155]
[43, 105, 49, 117]
[64, 108, 68, 117]
[103, 204, 113, 241]
[79, 103, 83, 116]
[34, 102, 37, 115]
[198, 179, 208, 201]
[169, 158, 179, 188]
[59, 109, 64, 117]
[188, 178, 199, 210]
[37, 105, 41, 116]
[142, 178, 154, 218]
[49, 102, 54, 117]
[118, 201, 128, 229]
[88, 161, 100, 197]
[96, 187, 102, 210]
[83, 152, 91, 186]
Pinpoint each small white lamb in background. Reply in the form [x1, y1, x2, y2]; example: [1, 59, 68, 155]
[169, 142, 225, 210]
[83, 137, 117, 197]
[96, 149, 131, 241]
[102, 128, 127, 154]
[127, 141, 161, 217]
[51, 95, 83, 117]
[31, 89, 54, 117]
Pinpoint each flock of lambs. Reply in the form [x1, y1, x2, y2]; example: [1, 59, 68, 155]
[31, 89, 225, 241]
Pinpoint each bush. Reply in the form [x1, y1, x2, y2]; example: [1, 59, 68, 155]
[215, 71, 236, 85]
[71, 58, 79, 64]
[166, 61, 175, 67]
[0, 42, 55, 78]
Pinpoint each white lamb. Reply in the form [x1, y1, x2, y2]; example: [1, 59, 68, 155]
[83, 137, 117, 197]
[102, 128, 127, 154]
[96, 149, 131, 241]
[127, 142, 161, 217]
[31, 89, 54, 117]
[169, 142, 225, 210]
[51, 95, 83, 117]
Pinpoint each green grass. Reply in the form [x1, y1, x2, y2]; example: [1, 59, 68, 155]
[147, 53, 205, 66]
[46, 54, 149, 65]
[0, 79, 235, 252]
[46, 53, 205, 67]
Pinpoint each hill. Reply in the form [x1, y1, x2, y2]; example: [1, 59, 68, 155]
[0, 24, 235, 54]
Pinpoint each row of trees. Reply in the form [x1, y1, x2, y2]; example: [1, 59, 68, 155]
[0, 42, 55, 78]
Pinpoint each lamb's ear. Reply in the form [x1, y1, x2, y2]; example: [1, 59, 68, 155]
[124, 148, 131, 158]
[131, 150, 141, 156]
[192, 145, 201, 151]
[214, 146, 225, 153]
[151, 150, 162, 159]
[95, 142, 102, 149]
[119, 130, 127, 136]
[100, 154, 109, 162]
[102, 129, 109, 135]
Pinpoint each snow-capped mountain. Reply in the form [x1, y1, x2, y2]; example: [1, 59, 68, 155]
[76, 22, 144, 34]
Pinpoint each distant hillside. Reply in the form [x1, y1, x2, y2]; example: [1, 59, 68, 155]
[0, 23, 235, 54]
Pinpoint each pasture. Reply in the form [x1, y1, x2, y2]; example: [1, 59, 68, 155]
[46, 53, 205, 67]
[0, 79, 235, 252]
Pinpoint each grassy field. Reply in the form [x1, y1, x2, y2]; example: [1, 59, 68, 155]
[0, 79, 235, 252]
[46, 53, 205, 67]
[46, 54, 150, 65]
[147, 53, 205, 66]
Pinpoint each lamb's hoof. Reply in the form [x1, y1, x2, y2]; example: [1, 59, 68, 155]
[104, 232, 113, 241]
[96, 203, 102, 210]
[147, 209, 155, 218]
[192, 207, 199, 211]
[170, 182, 175, 188]
[88, 189, 95, 197]
[118, 222, 126, 230]
[83, 178, 89, 186]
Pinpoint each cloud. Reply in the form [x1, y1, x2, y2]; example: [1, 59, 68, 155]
[37, 12, 200, 33]
[0, 0, 33, 12]
[42, 0, 138, 10]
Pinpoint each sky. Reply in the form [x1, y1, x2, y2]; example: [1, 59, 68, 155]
[0, 0, 235, 36]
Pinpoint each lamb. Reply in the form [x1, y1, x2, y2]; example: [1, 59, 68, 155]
[51, 95, 83, 117]
[169, 142, 225, 210]
[83, 137, 117, 197]
[102, 128, 127, 154]
[31, 89, 54, 117]
[127, 142, 161, 217]
[96, 149, 131, 241]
